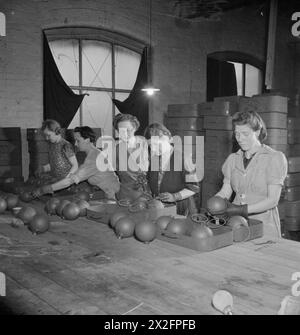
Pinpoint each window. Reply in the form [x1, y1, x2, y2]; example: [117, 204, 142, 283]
[207, 51, 264, 101]
[47, 28, 143, 135]
[228, 62, 263, 97]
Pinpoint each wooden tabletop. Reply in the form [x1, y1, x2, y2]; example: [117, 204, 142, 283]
[0, 210, 299, 315]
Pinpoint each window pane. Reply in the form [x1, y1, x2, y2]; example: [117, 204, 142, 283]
[114, 92, 130, 102]
[82, 40, 112, 88]
[68, 90, 81, 129]
[229, 62, 243, 96]
[49, 39, 79, 86]
[81, 90, 113, 136]
[245, 64, 263, 97]
[115, 46, 141, 89]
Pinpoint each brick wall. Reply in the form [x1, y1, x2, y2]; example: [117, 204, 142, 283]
[0, 0, 295, 127]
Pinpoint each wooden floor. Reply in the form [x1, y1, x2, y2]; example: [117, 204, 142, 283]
[0, 206, 300, 315]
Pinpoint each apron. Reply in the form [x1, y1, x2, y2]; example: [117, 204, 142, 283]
[228, 145, 286, 240]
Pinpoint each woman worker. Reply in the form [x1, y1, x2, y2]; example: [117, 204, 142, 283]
[32, 126, 120, 200]
[113, 113, 151, 202]
[34, 119, 78, 183]
[144, 123, 201, 216]
[208, 110, 288, 239]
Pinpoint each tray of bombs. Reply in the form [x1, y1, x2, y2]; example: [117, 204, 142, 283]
[156, 212, 263, 252]
[205, 196, 264, 242]
[86, 197, 177, 225]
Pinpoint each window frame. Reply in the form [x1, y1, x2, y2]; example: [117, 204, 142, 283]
[44, 27, 146, 126]
[207, 51, 265, 96]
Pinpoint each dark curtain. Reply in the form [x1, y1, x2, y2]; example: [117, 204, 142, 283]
[206, 57, 237, 102]
[43, 32, 85, 128]
[112, 47, 149, 135]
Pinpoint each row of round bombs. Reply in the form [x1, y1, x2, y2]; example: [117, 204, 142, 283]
[109, 211, 158, 243]
[0, 193, 19, 213]
[156, 215, 214, 240]
[0, 193, 44, 233]
[12, 205, 50, 234]
[44, 191, 90, 220]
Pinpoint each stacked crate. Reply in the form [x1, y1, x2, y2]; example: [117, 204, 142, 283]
[27, 128, 102, 177]
[166, 99, 239, 208]
[0, 128, 23, 184]
[284, 114, 300, 241]
[166, 104, 205, 210]
[201, 97, 240, 206]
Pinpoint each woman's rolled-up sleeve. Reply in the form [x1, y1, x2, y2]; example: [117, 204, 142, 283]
[267, 151, 288, 186]
[222, 154, 235, 185]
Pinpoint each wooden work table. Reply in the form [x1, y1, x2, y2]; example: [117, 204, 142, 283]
[0, 210, 299, 315]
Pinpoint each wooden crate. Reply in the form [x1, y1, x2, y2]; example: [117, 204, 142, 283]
[203, 116, 233, 130]
[288, 130, 300, 145]
[288, 144, 300, 157]
[0, 127, 22, 180]
[268, 144, 288, 155]
[167, 101, 237, 118]
[260, 112, 287, 129]
[287, 117, 300, 130]
[0, 127, 21, 141]
[167, 104, 203, 118]
[284, 217, 300, 231]
[285, 186, 300, 201]
[157, 217, 233, 252]
[239, 94, 288, 114]
[264, 129, 287, 145]
[285, 173, 300, 187]
[284, 200, 300, 218]
[0, 141, 22, 165]
[200, 101, 237, 116]
[288, 157, 300, 173]
[166, 117, 204, 131]
[171, 129, 205, 141]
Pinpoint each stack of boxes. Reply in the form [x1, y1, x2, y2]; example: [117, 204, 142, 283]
[0, 128, 23, 184]
[166, 99, 239, 208]
[283, 95, 300, 240]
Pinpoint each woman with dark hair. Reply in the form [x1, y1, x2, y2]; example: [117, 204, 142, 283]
[209, 110, 288, 239]
[145, 123, 201, 216]
[32, 126, 120, 199]
[35, 119, 78, 182]
[113, 113, 151, 202]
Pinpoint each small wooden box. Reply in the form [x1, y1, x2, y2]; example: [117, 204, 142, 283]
[265, 129, 287, 145]
[285, 186, 300, 201]
[288, 130, 300, 145]
[285, 173, 300, 187]
[166, 117, 204, 131]
[231, 219, 263, 242]
[288, 157, 300, 173]
[239, 95, 288, 114]
[86, 201, 177, 225]
[260, 112, 287, 129]
[203, 116, 233, 130]
[284, 200, 300, 217]
[157, 220, 233, 252]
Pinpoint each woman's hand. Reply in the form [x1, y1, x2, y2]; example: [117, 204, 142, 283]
[158, 192, 182, 203]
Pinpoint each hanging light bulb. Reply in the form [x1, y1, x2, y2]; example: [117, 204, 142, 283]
[141, 86, 160, 96]
[141, 0, 160, 96]
[212, 290, 234, 315]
